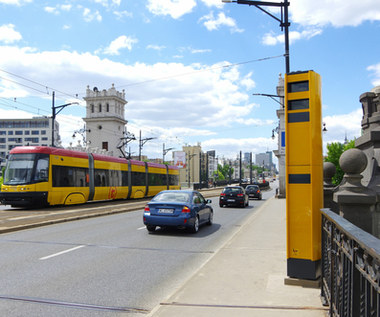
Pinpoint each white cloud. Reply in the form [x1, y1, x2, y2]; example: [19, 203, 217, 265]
[147, 0, 196, 19]
[323, 108, 362, 145]
[83, 8, 102, 22]
[262, 28, 322, 46]
[200, 0, 223, 9]
[113, 10, 133, 19]
[44, 4, 72, 15]
[0, 0, 31, 5]
[0, 46, 261, 156]
[367, 63, 380, 87]
[200, 12, 243, 33]
[0, 24, 22, 44]
[146, 44, 166, 51]
[290, 0, 380, 27]
[103, 36, 138, 55]
[94, 0, 121, 7]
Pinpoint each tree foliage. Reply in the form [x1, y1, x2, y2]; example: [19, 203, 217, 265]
[324, 140, 355, 185]
[217, 163, 234, 180]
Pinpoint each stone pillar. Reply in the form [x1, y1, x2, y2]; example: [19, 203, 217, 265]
[333, 148, 376, 235]
[323, 162, 338, 213]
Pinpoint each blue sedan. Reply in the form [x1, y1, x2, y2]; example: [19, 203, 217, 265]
[143, 190, 213, 233]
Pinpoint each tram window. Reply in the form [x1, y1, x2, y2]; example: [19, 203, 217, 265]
[149, 173, 166, 186]
[52, 166, 88, 187]
[94, 169, 109, 187]
[34, 156, 49, 182]
[131, 171, 145, 186]
[121, 171, 128, 186]
[169, 174, 179, 185]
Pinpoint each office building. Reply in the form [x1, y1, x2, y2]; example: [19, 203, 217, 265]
[0, 117, 59, 166]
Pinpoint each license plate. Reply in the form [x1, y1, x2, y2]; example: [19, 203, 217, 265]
[158, 208, 174, 213]
[227, 199, 235, 202]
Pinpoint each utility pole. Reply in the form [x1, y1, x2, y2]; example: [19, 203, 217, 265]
[138, 130, 155, 161]
[163, 143, 174, 163]
[51, 91, 78, 147]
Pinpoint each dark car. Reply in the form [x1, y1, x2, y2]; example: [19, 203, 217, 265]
[245, 185, 262, 200]
[219, 186, 249, 208]
[143, 190, 213, 233]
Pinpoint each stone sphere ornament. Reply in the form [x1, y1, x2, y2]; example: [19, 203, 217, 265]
[339, 148, 367, 175]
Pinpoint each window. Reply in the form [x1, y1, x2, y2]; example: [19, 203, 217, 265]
[41, 130, 46, 135]
[131, 171, 145, 186]
[0, 138, 5, 143]
[15, 131, 23, 135]
[288, 99, 309, 111]
[91, 104, 94, 113]
[102, 142, 108, 151]
[288, 81, 309, 93]
[94, 169, 109, 187]
[148, 173, 166, 186]
[32, 130, 39, 135]
[106, 103, 109, 112]
[98, 104, 102, 112]
[8, 131, 13, 135]
[52, 165, 89, 187]
[0, 131, 5, 135]
[25, 131, 30, 135]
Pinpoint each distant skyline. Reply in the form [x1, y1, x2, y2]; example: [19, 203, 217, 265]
[0, 0, 379, 162]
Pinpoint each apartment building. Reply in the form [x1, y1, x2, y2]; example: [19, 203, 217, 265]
[0, 117, 59, 166]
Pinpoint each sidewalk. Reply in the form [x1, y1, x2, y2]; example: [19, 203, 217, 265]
[149, 197, 328, 317]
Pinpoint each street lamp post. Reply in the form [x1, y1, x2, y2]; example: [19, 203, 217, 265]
[163, 143, 174, 163]
[51, 91, 79, 147]
[222, 0, 290, 74]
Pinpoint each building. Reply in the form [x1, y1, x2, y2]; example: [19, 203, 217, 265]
[179, 144, 202, 188]
[0, 117, 59, 166]
[273, 74, 286, 198]
[255, 151, 273, 170]
[83, 84, 128, 157]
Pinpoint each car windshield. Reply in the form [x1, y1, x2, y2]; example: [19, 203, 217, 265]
[152, 192, 191, 203]
[3, 153, 49, 185]
[223, 187, 242, 194]
[247, 186, 259, 190]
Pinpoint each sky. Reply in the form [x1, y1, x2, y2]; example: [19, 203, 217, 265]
[0, 0, 380, 164]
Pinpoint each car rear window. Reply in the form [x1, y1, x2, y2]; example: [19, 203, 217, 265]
[223, 187, 242, 194]
[152, 192, 190, 203]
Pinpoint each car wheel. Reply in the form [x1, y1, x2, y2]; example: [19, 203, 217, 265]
[219, 203, 224, 208]
[207, 212, 213, 226]
[146, 225, 156, 232]
[191, 216, 199, 233]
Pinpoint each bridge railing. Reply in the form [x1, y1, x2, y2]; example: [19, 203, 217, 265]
[321, 208, 380, 317]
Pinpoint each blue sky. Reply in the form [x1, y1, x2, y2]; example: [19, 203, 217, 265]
[0, 0, 380, 163]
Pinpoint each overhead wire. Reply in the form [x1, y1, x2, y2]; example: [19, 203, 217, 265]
[0, 54, 284, 146]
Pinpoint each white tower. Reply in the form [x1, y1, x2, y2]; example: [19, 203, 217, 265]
[83, 84, 127, 156]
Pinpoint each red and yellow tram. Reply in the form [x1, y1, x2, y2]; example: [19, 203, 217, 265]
[0, 146, 180, 207]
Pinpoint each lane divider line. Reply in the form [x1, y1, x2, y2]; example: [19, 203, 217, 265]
[39, 245, 85, 260]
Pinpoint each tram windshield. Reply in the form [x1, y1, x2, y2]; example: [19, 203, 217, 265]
[3, 153, 49, 185]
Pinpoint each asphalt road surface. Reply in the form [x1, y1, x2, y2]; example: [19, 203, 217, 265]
[0, 186, 276, 316]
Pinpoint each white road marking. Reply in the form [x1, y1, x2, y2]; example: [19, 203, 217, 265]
[39, 245, 85, 260]
[137, 226, 146, 230]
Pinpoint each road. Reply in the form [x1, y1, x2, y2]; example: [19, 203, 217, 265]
[0, 186, 276, 317]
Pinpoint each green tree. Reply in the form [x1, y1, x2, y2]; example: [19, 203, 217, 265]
[324, 140, 355, 185]
[217, 163, 234, 180]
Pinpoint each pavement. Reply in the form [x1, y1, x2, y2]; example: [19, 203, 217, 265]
[148, 196, 328, 317]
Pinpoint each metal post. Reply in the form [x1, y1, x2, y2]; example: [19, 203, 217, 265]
[284, 0, 290, 74]
[51, 91, 55, 147]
